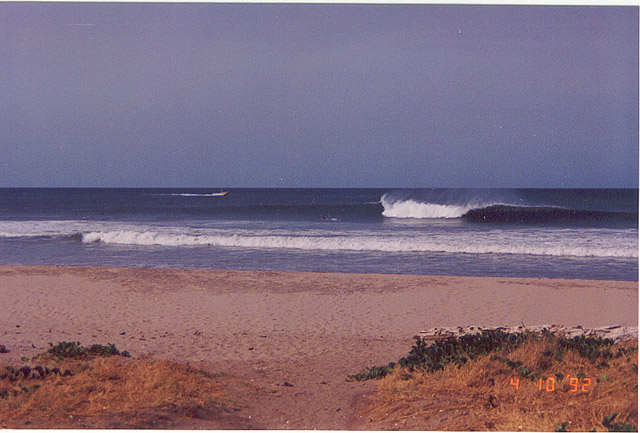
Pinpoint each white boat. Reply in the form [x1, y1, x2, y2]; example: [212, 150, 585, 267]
[211, 190, 229, 196]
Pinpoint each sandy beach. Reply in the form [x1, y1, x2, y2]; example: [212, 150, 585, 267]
[0, 265, 637, 429]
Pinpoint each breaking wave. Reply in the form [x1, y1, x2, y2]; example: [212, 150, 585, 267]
[162, 193, 227, 197]
[81, 229, 638, 258]
[381, 194, 637, 224]
[381, 194, 483, 219]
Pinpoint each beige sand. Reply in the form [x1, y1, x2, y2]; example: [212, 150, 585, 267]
[0, 265, 637, 428]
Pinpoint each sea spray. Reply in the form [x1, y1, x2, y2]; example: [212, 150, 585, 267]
[380, 194, 479, 219]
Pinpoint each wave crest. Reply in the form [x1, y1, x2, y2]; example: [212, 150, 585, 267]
[380, 194, 638, 224]
[165, 193, 227, 197]
[380, 194, 479, 219]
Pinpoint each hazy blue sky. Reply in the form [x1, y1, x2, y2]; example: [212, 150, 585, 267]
[1, 4, 637, 188]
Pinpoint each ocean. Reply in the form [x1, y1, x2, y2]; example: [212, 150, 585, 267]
[0, 188, 637, 281]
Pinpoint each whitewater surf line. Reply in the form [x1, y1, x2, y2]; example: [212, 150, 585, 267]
[79, 229, 639, 259]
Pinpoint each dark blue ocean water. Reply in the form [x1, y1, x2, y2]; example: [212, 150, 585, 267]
[0, 188, 637, 281]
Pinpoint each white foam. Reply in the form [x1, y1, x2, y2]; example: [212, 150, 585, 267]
[0, 220, 156, 240]
[3, 220, 636, 259]
[0, 232, 44, 238]
[381, 194, 478, 219]
[0, 220, 88, 238]
[81, 229, 638, 258]
[162, 193, 226, 197]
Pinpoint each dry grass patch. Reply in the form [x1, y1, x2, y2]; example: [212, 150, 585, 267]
[354, 332, 638, 431]
[0, 343, 244, 428]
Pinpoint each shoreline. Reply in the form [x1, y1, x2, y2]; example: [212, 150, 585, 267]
[2, 259, 637, 283]
[0, 265, 637, 428]
[1, 262, 638, 281]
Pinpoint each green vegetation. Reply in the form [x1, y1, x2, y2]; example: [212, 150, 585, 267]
[0, 342, 232, 428]
[0, 342, 132, 402]
[348, 329, 530, 381]
[353, 330, 638, 431]
[44, 341, 131, 360]
[348, 329, 636, 383]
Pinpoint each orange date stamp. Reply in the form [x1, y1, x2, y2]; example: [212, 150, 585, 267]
[510, 376, 591, 392]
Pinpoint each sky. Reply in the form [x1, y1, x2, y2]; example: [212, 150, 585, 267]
[0, 3, 638, 188]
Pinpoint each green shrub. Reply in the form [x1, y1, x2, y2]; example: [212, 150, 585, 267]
[348, 329, 636, 382]
[45, 342, 130, 360]
[348, 329, 530, 381]
[557, 335, 615, 361]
